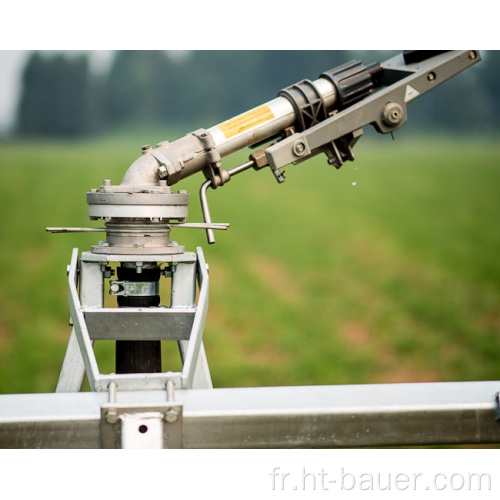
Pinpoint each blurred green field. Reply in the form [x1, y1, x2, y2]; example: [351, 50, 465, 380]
[0, 131, 499, 394]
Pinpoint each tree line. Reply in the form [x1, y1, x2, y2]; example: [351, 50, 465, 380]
[15, 50, 500, 138]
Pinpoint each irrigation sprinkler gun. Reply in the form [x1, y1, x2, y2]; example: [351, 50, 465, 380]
[4, 51, 498, 449]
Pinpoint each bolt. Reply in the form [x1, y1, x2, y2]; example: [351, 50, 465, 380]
[169, 241, 179, 247]
[382, 102, 404, 126]
[110, 283, 120, 293]
[427, 72, 436, 82]
[469, 51, 477, 60]
[178, 190, 188, 194]
[103, 179, 111, 186]
[293, 140, 307, 156]
[105, 409, 119, 424]
[165, 408, 179, 423]
[158, 165, 168, 177]
[141, 144, 152, 154]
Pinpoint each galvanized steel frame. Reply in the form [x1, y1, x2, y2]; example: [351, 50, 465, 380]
[0, 381, 499, 448]
[58, 246, 210, 392]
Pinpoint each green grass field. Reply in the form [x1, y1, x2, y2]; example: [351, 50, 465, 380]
[0, 130, 499, 394]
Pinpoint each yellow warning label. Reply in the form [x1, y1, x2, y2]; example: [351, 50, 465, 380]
[218, 105, 275, 139]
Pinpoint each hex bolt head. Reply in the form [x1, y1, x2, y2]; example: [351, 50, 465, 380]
[165, 409, 179, 423]
[382, 103, 404, 126]
[105, 409, 119, 424]
[427, 71, 436, 82]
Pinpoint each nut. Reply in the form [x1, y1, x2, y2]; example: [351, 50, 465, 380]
[165, 408, 179, 423]
[382, 102, 404, 126]
[105, 409, 119, 424]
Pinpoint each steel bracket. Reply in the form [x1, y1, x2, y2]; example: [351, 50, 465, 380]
[265, 51, 480, 172]
[100, 402, 183, 448]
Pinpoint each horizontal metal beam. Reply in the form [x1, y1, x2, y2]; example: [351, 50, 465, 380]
[0, 381, 499, 448]
[84, 308, 195, 341]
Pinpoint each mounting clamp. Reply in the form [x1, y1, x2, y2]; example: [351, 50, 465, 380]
[101, 401, 183, 448]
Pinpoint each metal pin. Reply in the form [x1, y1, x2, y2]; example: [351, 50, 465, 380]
[109, 382, 117, 404]
[167, 380, 175, 402]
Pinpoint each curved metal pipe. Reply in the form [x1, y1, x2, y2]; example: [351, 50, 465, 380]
[118, 77, 337, 188]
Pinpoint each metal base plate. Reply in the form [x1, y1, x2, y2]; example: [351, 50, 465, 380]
[91, 244, 186, 255]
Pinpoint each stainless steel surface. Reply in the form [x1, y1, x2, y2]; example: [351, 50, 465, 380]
[108, 280, 159, 297]
[1, 381, 499, 448]
[208, 77, 336, 157]
[84, 307, 195, 341]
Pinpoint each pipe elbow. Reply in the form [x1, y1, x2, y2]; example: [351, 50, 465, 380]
[120, 153, 160, 186]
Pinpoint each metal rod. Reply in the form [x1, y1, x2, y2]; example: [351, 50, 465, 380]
[109, 382, 117, 403]
[46, 227, 105, 233]
[199, 160, 255, 244]
[227, 160, 255, 177]
[170, 222, 229, 230]
[167, 380, 175, 402]
[200, 180, 215, 244]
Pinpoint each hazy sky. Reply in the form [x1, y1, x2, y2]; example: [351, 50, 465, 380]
[0, 51, 30, 132]
[0, 50, 114, 133]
